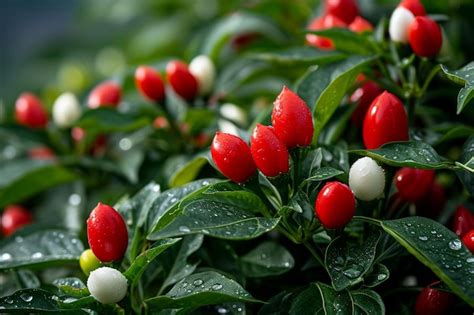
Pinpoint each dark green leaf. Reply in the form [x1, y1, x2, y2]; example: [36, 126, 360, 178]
[16, 269, 41, 289]
[306, 28, 375, 55]
[146, 179, 219, 234]
[124, 238, 180, 286]
[325, 231, 381, 291]
[296, 55, 376, 142]
[76, 108, 150, 133]
[300, 167, 344, 187]
[352, 290, 385, 314]
[441, 62, 474, 114]
[146, 271, 259, 310]
[363, 264, 390, 288]
[0, 228, 84, 270]
[456, 136, 474, 195]
[0, 288, 91, 313]
[159, 235, 204, 291]
[258, 291, 295, 315]
[351, 141, 454, 169]
[240, 241, 294, 278]
[148, 196, 279, 240]
[382, 216, 474, 306]
[0, 160, 77, 207]
[290, 283, 385, 315]
[252, 47, 345, 66]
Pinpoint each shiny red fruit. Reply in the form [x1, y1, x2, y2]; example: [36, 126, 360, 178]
[349, 16, 373, 33]
[211, 132, 256, 183]
[250, 124, 289, 177]
[362, 91, 409, 149]
[325, 0, 359, 24]
[394, 168, 435, 202]
[462, 230, 474, 253]
[415, 284, 454, 315]
[135, 66, 165, 102]
[400, 0, 426, 16]
[415, 181, 445, 218]
[1, 205, 33, 236]
[88, 82, 121, 109]
[166, 60, 198, 101]
[15, 92, 48, 129]
[315, 181, 355, 229]
[408, 16, 442, 57]
[271, 86, 314, 148]
[452, 206, 474, 238]
[87, 203, 128, 262]
[349, 80, 383, 126]
[306, 14, 346, 50]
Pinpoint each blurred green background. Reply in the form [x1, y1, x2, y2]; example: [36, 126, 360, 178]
[1, 0, 473, 110]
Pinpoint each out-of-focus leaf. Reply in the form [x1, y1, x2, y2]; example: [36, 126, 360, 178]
[441, 62, 474, 114]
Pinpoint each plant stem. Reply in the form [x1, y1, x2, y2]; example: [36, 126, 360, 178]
[407, 97, 416, 127]
[353, 215, 382, 226]
[303, 240, 326, 269]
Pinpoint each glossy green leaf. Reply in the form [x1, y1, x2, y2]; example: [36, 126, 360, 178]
[214, 58, 271, 96]
[351, 141, 454, 169]
[124, 238, 180, 286]
[146, 179, 219, 234]
[325, 231, 381, 291]
[289, 283, 384, 315]
[203, 13, 285, 61]
[169, 155, 209, 188]
[306, 28, 374, 55]
[52, 278, 89, 298]
[0, 228, 84, 270]
[441, 62, 474, 114]
[363, 264, 390, 288]
[258, 291, 295, 315]
[352, 289, 386, 314]
[146, 271, 259, 310]
[0, 288, 92, 313]
[253, 47, 345, 66]
[300, 167, 344, 187]
[148, 196, 279, 240]
[77, 107, 150, 134]
[157, 235, 204, 293]
[296, 55, 376, 142]
[381, 216, 474, 306]
[0, 160, 77, 207]
[240, 241, 294, 278]
[456, 136, 474, 195]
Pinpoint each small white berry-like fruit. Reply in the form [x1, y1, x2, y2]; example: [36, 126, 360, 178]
[220, 103, 247, 126]
[52, 92, 82, 127]
[87, 267, 128, 304]
[389, 6, 415, 43]
[189, 55, 216, 95]
[349, 157, 385, 201]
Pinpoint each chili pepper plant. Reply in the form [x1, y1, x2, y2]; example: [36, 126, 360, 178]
[0, 0, 473, 314]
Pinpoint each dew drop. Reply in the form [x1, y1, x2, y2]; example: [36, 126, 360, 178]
[68, 194, 82, 206]
[217, 307, 229, 314]
[448, 239, 462, 251]
[212, 283, 223, 290]
[193, 279, 203, 286]
[179, 226, 191, 233]
[32, 252, 43, 259]
[418, 236, 428, 241]
[377, 274, 387, 281]
[20, 294, 33, 302]
[466, 257, 474, 263]
[0, 253, 12, 262]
